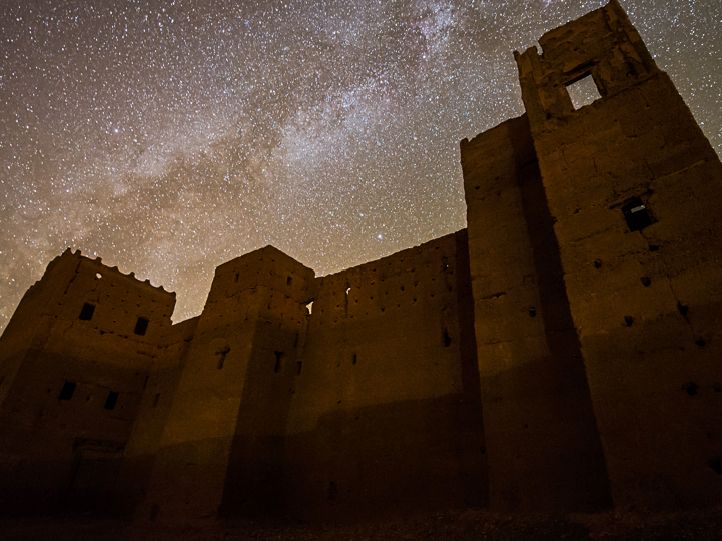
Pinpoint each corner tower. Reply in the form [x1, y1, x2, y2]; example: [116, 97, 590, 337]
[516, 0, 722, 508]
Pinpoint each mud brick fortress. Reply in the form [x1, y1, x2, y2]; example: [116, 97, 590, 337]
[1, 1, 720, 522]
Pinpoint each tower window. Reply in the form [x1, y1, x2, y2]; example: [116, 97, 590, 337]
[104, 391, 119, 410]
[565, 73, 601, 110]
[134, 317, 149, 336]
[622, 197, 655, 231]
[274, 351, 284, 373]
[58, 381, 76, 401]
[79, 303, 95, 321]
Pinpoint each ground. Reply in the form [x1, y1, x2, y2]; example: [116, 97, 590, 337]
[3, 508, 722, 540]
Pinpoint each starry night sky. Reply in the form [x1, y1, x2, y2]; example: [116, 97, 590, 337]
[1, 0, 720, 330]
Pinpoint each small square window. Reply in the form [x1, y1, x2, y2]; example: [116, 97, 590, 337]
[622, 196, 655, 231]
[79, 303, 95, 321]
[565, 74, 602, 110]
[134, 317, 149, 336]
[58, 381, 76, 401]
[104, 391, 119, 410]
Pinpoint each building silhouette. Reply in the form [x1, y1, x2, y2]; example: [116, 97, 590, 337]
[1, 1, 720, 522]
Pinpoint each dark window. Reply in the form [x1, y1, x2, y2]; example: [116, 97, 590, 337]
[442, 328, 452, 348]
[274, 351, 283, 373]
[58, 381, 76, 401]
[286, 276, 293, 285]
[622, 197, 655, 231]
[216, 346, 230, 370]
[134, 317, 149, 336]
[79, 303, 95, 321]
[296, 361, 303, 375]
[152, 393, 160, 408]
[104, 391, 119, 410]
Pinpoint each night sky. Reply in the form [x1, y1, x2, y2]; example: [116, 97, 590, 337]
[1, 0, 720, 330]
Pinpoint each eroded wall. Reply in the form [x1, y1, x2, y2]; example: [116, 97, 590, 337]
[0, 249, 178, 514]
[138, 246, 316, 522]
[461, 116, 610, 512]
[284, 230, 486, 520]
[517, 0, 722, 509]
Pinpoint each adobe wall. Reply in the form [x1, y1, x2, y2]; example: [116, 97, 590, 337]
[461, 116, 610, 512]
[517, 0, 722, 509]
[137, 246, 316, 522]
[0, 249, 178, 514]
[283, 230, 486, 520]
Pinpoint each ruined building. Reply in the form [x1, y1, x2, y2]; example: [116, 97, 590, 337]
[1, 1, 720, 522]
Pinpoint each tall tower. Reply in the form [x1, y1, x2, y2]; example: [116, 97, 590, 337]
[516, 0, 722, 508]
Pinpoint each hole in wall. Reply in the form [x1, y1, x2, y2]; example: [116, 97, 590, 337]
[95, 273, 102, 279]
[677, 303, 689, 317]
[153, 393, 160, 408]
[624, 316, 635, 327]
[695, 338, 706, 348]
[287, 276, 292, 285]
[565, 73, 602, 110]
[134, 317, 149, 336]
[58, 381, 76, 401]
[622, 196, 655, 232]
[296, 361, 302, 375]
[682, 382, 699, 397]
[593, 259, 602, 269]
[104, 391, 119, 410]
[528, 306, 537, 318]
[649, 244, 660, 252]
[442, 328, 452, 348]
[274, 351, 284, 373]
[306, 301, 314, 315]
[327, 481, 338, 501]
[640, 276, 652, 287]
[352, 353, 357, 365]
[234, 273, 239, 283]
[216, 346, 230, 369]
[79, 303, 95, 321]
[345, 287, 351, 295]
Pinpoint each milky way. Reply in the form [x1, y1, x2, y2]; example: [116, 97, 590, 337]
[1, 0, 720, 330]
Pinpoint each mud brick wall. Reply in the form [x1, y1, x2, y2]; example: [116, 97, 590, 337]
[283, 231, 486, 521]
[461, 115, 610, 512]
[517, 0, 722, 509]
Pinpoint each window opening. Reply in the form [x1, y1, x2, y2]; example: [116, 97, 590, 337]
[306, 301, 314, 315]
[58, 381, 76, 401]
[296, 361, 303, 375]
[79, 303, 95, 321]
[104, 391, 119, 410]
[352, 353, 357, 365]
[274, 351, 284, 373]
[216, 346, 230, 369]
[134, 317, 149, 336]
[442, 328, 452, 348]
[565, 73, 601, 110]
[95, 273, 102, 279]
[622, 196, 655, 231]
[287, 276, 293, 285]
[234, 272, 239, 283]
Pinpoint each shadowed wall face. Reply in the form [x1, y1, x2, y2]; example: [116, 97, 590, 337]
[0, 250, 177, 515]
[283, 231, 486, 520]
[461, 115, 610, 512]
[517, 0, 722, 509]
